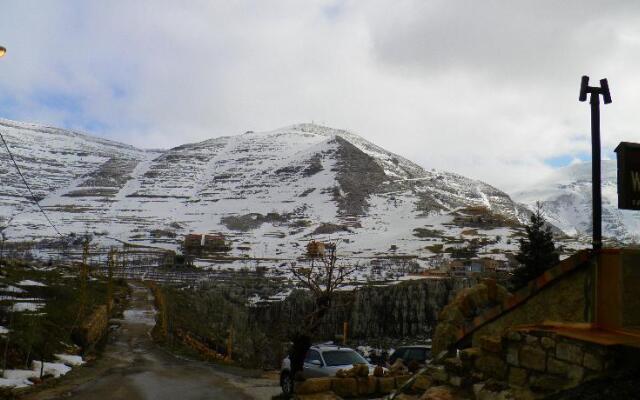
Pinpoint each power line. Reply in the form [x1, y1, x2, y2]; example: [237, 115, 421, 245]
[0, 130, 63, 237]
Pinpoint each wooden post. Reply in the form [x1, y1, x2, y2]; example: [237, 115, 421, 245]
[79, 238, 89, 318]
[0, 232, 5, 268]
[226, 326, 233, 361]
[122, 245, 127, 277]
[107, 248, 114, 315]
[343, 321, 348, 345]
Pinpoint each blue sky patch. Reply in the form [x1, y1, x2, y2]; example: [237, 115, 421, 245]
[545, 152, 591, 167]
[32, 91, 83, 112]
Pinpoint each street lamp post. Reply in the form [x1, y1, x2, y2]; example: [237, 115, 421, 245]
[579, 76, 612, 251]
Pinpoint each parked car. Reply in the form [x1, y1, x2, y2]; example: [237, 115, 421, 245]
[388, 345, 432, 367]
[280, 344, 376, 395]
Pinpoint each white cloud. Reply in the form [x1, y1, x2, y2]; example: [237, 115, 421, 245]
[2, 1, 640, 191]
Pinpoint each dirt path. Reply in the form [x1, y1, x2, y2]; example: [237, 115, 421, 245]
[23, 282, 280, 400]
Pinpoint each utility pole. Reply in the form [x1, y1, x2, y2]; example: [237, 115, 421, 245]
[579, 76, 612, 251]
[226, 326, 233, 361]
[0, 48, 6, 269]
[107, 248, 115, 315]
[79, 238, 89, 318]
[0, 231, 5, 268]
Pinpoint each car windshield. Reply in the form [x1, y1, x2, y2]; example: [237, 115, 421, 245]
[322, 350, 368, 366]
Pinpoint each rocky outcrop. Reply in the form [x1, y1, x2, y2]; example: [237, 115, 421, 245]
[251, 278, 475, 342]
[331, 136, 387, 216]
[349, 278, 474, 339]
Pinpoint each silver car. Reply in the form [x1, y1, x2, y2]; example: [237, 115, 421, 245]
[280, 344, 376, 395]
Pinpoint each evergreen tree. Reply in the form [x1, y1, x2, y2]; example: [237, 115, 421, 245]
[511, 202, 559, 289]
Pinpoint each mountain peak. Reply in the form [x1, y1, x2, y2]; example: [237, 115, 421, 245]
[514, 159, 637, 241]
[284, 123, 352, 137]
[0, 118, 530, 267]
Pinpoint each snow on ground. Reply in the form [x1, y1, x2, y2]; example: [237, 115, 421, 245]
[0, 360, 74, 388]
[1, 119, 562, 286]
[16, 280, 47, 287]
[515, 160, 640, 242]
[9, 302, 45, 312]
[1, 369, 38, 388]
[54, 354, 85, 366]
[0, 285, 26, 293]
[31, 361, 72, 378]
[123, 308, 156, 326]
[0, 377, 32, 389]
[1, 120, 528, 252]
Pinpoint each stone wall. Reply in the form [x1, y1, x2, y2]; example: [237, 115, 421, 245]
[471, 264, 593, 347]
[453, 328, 612, 396]
[250, 277, 475, 342]
[432, 280, 510, 355]
[432, 251, 595, 355]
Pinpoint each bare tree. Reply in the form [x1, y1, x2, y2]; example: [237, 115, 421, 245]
[287, 241, 356, 386]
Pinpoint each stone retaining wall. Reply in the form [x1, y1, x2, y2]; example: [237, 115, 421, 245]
[424, 328, 614, 397]
[476, 329, 610, 392]
[471, 265, 592, 348]
[432, 250, 594, 355]
[432, 279, 510, 355]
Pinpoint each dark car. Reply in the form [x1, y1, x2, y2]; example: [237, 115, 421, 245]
[388, 345, 432, 366]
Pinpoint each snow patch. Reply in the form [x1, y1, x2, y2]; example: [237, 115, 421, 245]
[54, 354, 85, 366]
[17, 280, 47, 287]
[31, 361, 72, 378]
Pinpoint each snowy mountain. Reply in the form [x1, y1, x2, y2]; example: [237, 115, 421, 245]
[513, 160, 640, 243]
[0, 119, 530, 266]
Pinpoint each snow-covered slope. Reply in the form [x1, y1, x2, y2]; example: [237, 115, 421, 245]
[0, 118, 153, 227]
[0, 120, 529, 264]
[514, 160, 640, 243]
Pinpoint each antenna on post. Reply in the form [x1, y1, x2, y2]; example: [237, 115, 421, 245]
[579, 76, 612, 251]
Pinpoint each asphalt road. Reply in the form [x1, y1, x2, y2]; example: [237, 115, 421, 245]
[25, 283, 280, 400]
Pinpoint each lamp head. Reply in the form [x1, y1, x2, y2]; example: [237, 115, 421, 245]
[0, 46, 6, 58]
[600, 78, 612, 104]
[579, 75, 589, 102]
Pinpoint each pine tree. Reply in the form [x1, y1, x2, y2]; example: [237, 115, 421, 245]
[511, 202, 559, 289]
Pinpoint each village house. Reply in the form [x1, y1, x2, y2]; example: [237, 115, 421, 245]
[183, 233, 230, 253]
[448, 257, 507, 278]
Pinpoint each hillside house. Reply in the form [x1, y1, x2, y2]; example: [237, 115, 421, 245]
[448, 257, 506, 278]
[184, 233, 203, 250]
[481, 257, 508, 270]
[183, 233, 230, 253]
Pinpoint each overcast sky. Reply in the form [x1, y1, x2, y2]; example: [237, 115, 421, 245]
[1, 1, 640, 191]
